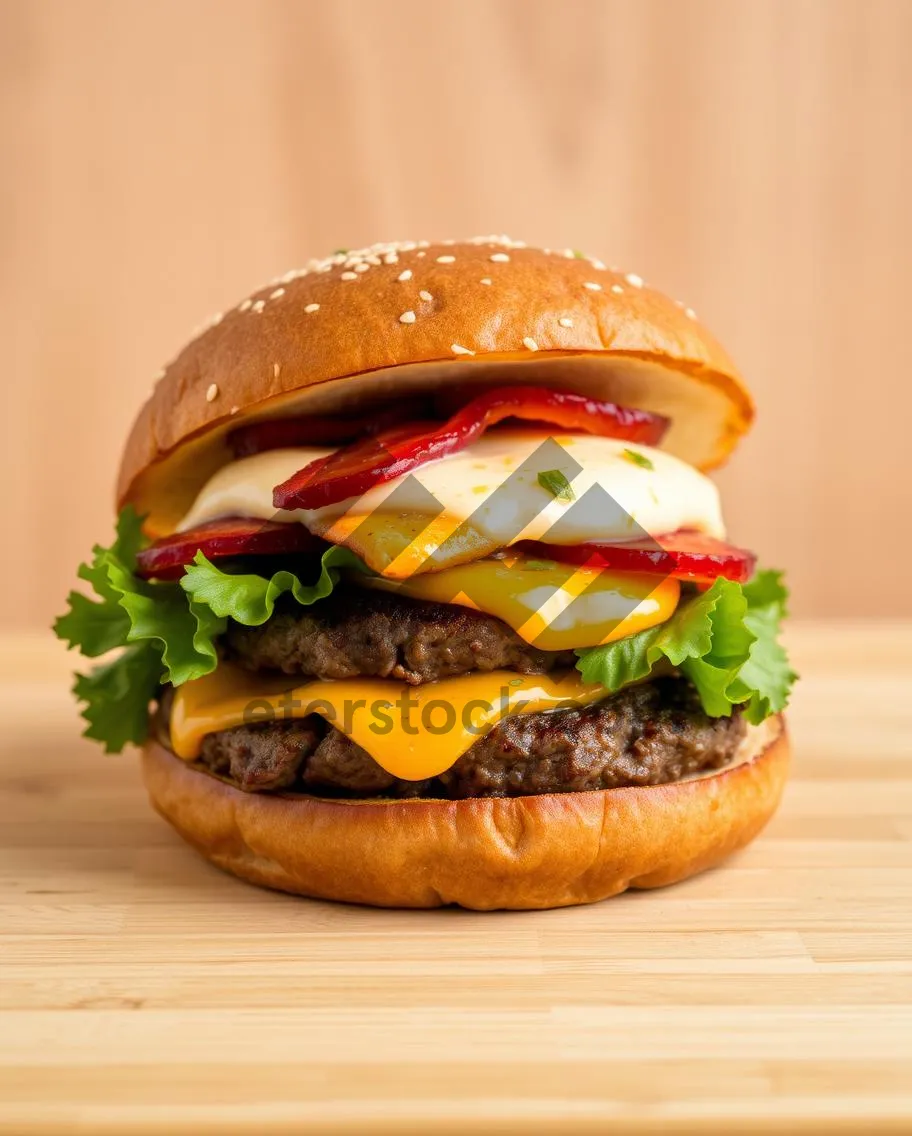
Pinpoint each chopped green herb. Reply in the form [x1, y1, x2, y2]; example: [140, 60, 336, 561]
[509, 678, 525, 687]
[333, 247, 349, 255]
[537, 469, 575, 502]
[523, 559, 558, 571]
[621, 448, 654, 471]
[572, 249, 586, 259]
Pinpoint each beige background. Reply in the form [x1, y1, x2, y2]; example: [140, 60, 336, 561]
[2, 0, 911, 629]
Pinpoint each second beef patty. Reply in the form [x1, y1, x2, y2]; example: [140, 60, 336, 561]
[184, 676, 746, 800]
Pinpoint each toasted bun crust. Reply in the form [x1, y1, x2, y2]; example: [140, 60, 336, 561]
[118, 238, 754, 530]
[141, 715, 787, 911]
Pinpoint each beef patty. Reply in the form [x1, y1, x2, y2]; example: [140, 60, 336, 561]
[185, 677, 746, 800]
[223, 590, 576, 685]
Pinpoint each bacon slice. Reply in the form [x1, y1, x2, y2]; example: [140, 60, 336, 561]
[517, 531, 756, 584]
[272, 386, 670, 510]
[135, 518, 324, 580]
[228, 399, 432, 458]
[135, 522, 751, 590]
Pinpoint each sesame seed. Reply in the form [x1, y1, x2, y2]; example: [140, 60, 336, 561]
[153, 368, 165, 381]
[397, 269, 413, 282]
[355, 262, 370, 273]
[206, 383, 219, 402]
[451, 343, 474, 356]
[416, 251, 426, 258]
[340, 271, 358, 281]
[419, 290, 433, 302]
[365, 255, 381, 266]
[273, 362, 281, 378]
[589, 258, 607, 270]
[490, 253, 510, 263]
[252, 299, 265, 313]
[625, 273, 644, 288]
[685, 307, 698, 320]
[523, 337, 539, 352]
[384, 253, 399, 265]
[239, 298, 253, 312]
[229, 405, 239, 415]
[399, 310, 417, 324]
[558, 317, 573, 328]
[583, 282, 602, 292]
[610, 284, 624, 295]
[270, 288, 285, 299]
[436, 255, 456, 264]
[304, 303, 320, 313]
[479, 277, 492, 286]
[210, 311, 223, 326]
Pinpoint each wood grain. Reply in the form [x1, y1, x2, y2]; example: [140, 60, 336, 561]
[1, 624, 910, 1133]
[2, 0, 912, 629]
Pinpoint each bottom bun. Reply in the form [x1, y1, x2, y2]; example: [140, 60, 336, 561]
[141, 716, 788, 910]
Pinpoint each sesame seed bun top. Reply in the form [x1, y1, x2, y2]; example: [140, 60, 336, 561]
[118, 236, 754, 533]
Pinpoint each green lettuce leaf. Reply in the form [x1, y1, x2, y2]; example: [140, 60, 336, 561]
[180, 545, 366, 624]
[72, 645, 164, 754]
[53, 511, 363, 752]
[576, 570, 796, 723]
[54, 508, 144, 657]
[55, 508, 224, 688]
[729, 570, 796, 723]
[103, 557, 224, 685]
[53, 507, 167, 752]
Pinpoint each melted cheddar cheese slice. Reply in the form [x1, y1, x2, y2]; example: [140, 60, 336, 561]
[356, 556, 680, 651]
[170, 665, 610, 781]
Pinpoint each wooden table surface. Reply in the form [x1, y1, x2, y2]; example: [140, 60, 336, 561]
[1, 624, 910, 1134]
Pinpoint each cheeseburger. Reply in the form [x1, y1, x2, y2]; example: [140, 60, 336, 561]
[56, 236, 795, 910]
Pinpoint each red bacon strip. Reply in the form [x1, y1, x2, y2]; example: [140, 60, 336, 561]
[518, 531, 756, 584]
[135, 518, 324, 580]
[272, 386, 670, 511]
